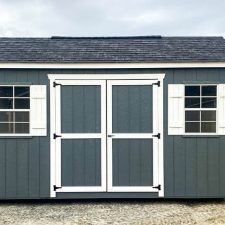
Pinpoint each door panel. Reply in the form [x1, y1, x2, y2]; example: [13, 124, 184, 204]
[55, 80, 106, 192]
[112, 139, 153, 186]
[61, 139, 101, 187]
[107, 80, 158, 192]
[61, 85, 101, 133]
[112, 85, 153, 133]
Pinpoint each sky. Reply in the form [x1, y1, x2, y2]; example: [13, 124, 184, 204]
[0, 0, 224, 37]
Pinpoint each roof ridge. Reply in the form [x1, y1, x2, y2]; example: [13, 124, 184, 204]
[50, 35, 163, 39]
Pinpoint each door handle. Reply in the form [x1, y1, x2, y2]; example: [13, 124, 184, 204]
[108, 134, 114, 137]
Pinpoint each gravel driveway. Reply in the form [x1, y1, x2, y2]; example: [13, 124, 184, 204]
[0, 199, 225, 225]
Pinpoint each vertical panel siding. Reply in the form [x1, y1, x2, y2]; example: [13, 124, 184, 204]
[0, 69, 48, 199]
[0, 139, 5, 198]
[185, 138, 197, 197]
[167, 68, 225, 198]
[17, 139, 29, 197]
[0, 68, 224, 199]
[163, 69, 174, 197]
[196, 138, 208, 196]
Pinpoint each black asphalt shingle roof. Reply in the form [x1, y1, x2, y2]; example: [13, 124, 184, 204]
[0, 36, 224, 63]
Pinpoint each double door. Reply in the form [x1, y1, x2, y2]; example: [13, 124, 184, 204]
[52, 79, 163, 194]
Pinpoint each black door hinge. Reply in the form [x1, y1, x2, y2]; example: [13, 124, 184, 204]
[152, 133, 161, 139]
[153, 184, 161, 190]
[53, 81, 61, 87]
[153, 81, 160, 87]
[53, 133, 62, 139]
[53, 185, 62, 191]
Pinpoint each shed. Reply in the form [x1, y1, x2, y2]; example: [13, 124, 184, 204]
[0, 36, 225, 199]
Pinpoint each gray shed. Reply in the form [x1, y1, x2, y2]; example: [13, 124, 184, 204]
[0, 36, 225, 199]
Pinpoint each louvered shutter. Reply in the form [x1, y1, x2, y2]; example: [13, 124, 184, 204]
[168, 84, 184, 135]
[30, 85, 47, 136]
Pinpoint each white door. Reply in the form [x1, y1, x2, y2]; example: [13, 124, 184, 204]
[54, 80, 107, 192]
[107, 80, 161, 192]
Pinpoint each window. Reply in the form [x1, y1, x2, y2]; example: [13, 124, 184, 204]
[185, 85, 217, 133]
[0, 86, 30, 134]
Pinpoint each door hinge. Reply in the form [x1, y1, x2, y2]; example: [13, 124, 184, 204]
[152, 133, 161, 139]
[53, 81, 61, 87]
[153, 184, 161, 190]
[53, 133, 62, 139]
[53, 185, 62, 191]
[153, 81, 160, 87]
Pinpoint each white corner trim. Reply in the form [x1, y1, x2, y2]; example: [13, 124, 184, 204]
[1, 62, 225, 69]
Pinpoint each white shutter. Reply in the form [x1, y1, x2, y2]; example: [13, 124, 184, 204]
[168, 84, 184, 135]
[30, 85, 47, 136]
[218, 84, 225, 134]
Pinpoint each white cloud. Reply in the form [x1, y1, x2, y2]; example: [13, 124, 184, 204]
[0, 0, 224, 37]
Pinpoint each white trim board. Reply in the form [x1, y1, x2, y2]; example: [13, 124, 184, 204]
[1, 62, 225, 69]
[48, 74, 165, 80]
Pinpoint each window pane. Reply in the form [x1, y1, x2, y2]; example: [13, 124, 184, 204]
[0, 123, 13, 133]
[185, 98, 200, 108]
[202, 86, 217, 96]
[185, 86, 200, 96]
[15, 87, 30, 97]
[185, 122, 200, 133]
[0, 87, 13, 97]
[185, 111, 200, 121]
[15, 99, 30, 109]
[201, 111, 216, 121]
[0, 112, 13, 122]
[0, 99, 13, 109]
[201, 98, 216, 108]
[15, 123, 29, 133]
[201, 122, 216, 133]
[15, 112, 29, 122]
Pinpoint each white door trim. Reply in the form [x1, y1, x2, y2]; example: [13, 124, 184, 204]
[48, 73, 165, 81]
[49, 73, 165, 197]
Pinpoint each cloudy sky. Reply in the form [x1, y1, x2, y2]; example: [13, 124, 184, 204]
[0, 0, 224, 37]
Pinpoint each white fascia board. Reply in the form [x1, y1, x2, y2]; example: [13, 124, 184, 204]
[0, 62, 225, 69]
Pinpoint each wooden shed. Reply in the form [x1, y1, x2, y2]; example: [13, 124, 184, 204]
[0, 36, 225, 199]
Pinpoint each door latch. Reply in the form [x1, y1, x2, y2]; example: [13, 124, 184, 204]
[108, 134, 115, 137]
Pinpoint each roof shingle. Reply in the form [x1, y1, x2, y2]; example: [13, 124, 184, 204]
[0, 36, 224, 63]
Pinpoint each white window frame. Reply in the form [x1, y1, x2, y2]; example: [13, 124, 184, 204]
[184, 84, 218, 135]
[0, 85, 31, 136]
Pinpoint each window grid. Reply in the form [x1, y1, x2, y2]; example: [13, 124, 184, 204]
[0, 85, 30, 134]
[184, 84, 217, 134]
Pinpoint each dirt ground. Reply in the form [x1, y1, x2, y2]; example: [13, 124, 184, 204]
[0, 199, 225, 225]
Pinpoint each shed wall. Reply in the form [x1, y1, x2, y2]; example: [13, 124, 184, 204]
[0, 68, 224, 199]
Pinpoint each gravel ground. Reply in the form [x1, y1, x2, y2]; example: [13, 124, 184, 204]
[0, 199, 225, 225]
